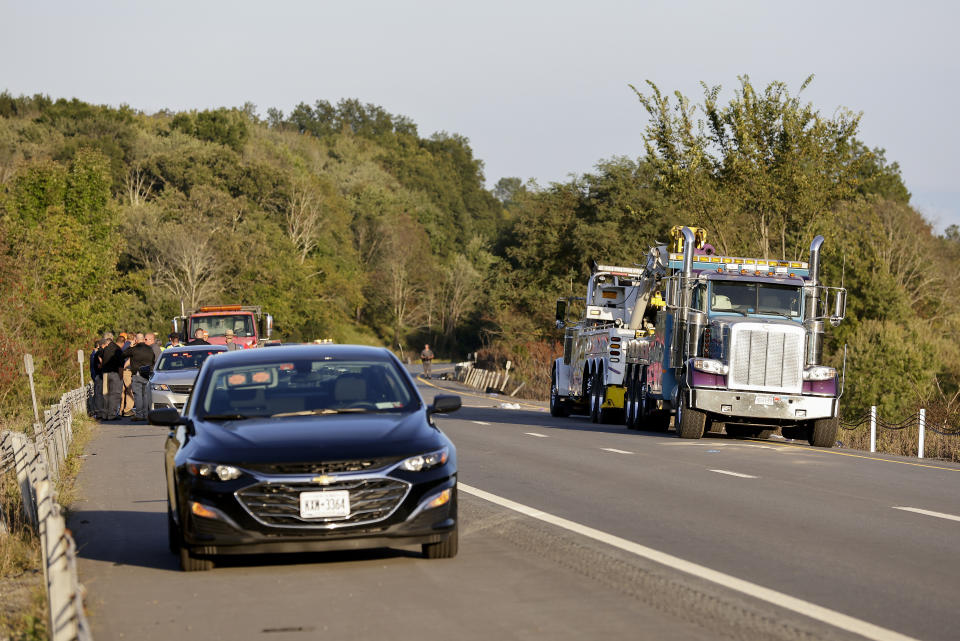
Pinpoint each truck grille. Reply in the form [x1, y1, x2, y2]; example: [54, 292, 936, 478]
[236, 478, 409, 528]
[729, 325, 803, 393]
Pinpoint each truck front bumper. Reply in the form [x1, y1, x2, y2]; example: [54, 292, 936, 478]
[690, 388, 837, 422]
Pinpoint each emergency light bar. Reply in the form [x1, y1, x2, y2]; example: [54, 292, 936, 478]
[594, 264, 644, 278]
[666, 253, 809, 277]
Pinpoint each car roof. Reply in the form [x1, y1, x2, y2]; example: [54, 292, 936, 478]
[162, 345, 228, 353]
[199, 343, 395, 365]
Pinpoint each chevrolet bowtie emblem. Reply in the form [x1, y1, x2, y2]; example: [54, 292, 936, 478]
[312, 475, 335, 485]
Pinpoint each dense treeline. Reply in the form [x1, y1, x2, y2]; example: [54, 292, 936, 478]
[1, 77, 958, 427]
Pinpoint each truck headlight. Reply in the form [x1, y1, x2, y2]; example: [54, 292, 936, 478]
[803, 366, 836, 381]
[692, 358, 728, 375]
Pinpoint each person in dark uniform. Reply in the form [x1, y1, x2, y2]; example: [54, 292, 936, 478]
[123, 334, 156, 421]
[99, 332, 124, 420]
[90, 338, 104, 419]
[188, 328, 209, 345]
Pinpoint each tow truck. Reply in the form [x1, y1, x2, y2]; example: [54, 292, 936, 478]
[172, 305, 274, 348]
[621, 227, 847, 446]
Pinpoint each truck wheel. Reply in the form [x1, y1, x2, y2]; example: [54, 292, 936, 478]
[590, 368, 603, 423]
[675, 389, 706, 439]
[625, 374, 638, 430]
[550, 368, 570, 418]
[639, 375, 670, 433]
[809, 417, 838, 448]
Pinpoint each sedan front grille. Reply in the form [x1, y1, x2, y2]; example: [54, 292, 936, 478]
[729, 325, 803, 393]
[242, 459, 399, 475]
[236, 478, 409, 528]
[169, 384, 193, 394]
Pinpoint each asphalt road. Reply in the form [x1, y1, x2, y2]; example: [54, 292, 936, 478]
[70, 367, 960, 641]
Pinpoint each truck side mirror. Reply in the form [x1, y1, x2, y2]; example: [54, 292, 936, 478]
[830, 289, 847, 327]
[555, 300, 567, 326]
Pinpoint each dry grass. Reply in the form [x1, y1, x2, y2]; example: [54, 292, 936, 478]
[838, 425, 960, 462]
[0, 410, 96, 641]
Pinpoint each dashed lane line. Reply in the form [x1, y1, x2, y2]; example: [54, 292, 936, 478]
[709, 469, 759, 479]
[459, 483, 921, 641]
[892, 506, 960, 523]
[472, 421, 491, 426]
[524, 432, 549, 438]
[600, 447, 633, 455]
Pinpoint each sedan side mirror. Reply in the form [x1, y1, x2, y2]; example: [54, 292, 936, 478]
[149, 407, 186, 426]
[429, 395, 461, 414]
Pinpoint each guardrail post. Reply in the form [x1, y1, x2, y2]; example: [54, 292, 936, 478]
[918, 408, 926, 459]
[11, 432, 39, 530]
[869, 406, 876, 453]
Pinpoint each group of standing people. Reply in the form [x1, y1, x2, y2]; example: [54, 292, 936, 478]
[89, 328, 239, 421]
[90, 331, 163, 421]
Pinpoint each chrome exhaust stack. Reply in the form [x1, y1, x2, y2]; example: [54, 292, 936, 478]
[805, 235, 825, 365]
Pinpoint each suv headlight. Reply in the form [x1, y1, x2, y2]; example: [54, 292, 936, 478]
[692, 358, 729, 375]
[151, 383, 170, 391]
[187, 461, 243, 481]
[803, 366, 836, 381]
[400, 447, 449, 472]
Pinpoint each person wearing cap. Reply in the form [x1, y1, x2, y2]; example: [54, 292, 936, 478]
[224, 329, 242, 351]
[164, 332, 182, 349]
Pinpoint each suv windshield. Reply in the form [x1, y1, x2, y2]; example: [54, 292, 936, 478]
[198, 358, 418, 419]
[157, 349, 224, 371]
[190, 314, 255, 338]
[710, 282, 801, 318]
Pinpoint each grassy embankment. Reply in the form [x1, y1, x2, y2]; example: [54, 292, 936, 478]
[0, 412, 96, 641]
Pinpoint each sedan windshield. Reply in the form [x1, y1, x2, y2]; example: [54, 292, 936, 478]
[198, 358, 417, 419]
[710, 282, 801, 318]
[157, 349, 224, 371]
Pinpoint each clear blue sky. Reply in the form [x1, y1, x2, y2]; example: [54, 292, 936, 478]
[2, 0, 957, 230]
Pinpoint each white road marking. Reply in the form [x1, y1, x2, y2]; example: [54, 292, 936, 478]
[892, 506, 960, 523]
[524, 432, 549, 438]
[472, 421, 491, 426]
[459, 483, 920, 641]
[600, 448, 633, 455]
[709, 469, 759, 479]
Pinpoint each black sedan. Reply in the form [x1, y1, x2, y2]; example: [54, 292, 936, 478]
[149, 344, 460, 571]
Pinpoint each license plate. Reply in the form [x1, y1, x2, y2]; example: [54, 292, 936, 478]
[300, 490, 350, 518]
[754, 395, 774, 406]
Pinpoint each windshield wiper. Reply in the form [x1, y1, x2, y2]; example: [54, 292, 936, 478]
[270, 408, 370, 418]
[756, 309, 796, 320]
[202, 413, 267, 421]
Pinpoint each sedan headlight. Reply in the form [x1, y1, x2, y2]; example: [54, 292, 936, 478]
[187, 461, 243, 481]
[151, 383, 170, 391]
[400, 447, 449, 472]
[803, 366, 836, 381]
[692, 358, 729, 375]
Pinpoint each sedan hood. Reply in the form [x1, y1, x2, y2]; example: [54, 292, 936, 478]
[151, 370, 202, 385]
[191, 411, 441, 464]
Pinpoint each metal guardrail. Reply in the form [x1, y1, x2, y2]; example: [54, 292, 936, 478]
[0, 384, 93, 641]
[840, 405, 960, 460]
[453, 361, 525, 397]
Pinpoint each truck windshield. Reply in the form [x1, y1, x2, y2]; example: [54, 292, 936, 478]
[190, 314, 255, 337]
[710, 282, 801, 319]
